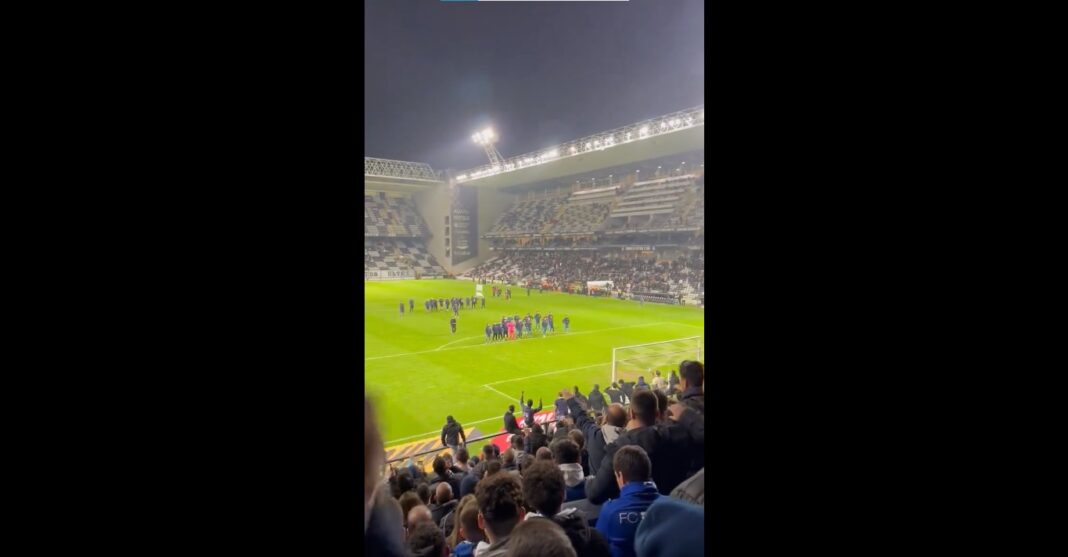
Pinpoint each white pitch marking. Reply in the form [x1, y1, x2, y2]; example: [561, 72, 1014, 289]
[366, 321, 678, 361]
[481, 362, 610, 386]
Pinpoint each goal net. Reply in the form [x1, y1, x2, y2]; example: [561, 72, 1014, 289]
[611, 336, 703, 385]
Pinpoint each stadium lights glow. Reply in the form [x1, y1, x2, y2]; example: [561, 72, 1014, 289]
[472, 127, 497, 145]
[570, 146, 577, 154]
[660, 122, 668, 130]
[585, 142, 592, 149]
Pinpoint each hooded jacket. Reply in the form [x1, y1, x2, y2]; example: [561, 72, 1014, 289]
[526, 508, 611, 557]
[559, 462, 586, 501]
[587, 423, 695, 504]
[595, 481, 661, 557]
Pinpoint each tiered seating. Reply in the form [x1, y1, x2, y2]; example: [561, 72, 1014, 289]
[608, 175, 696, 219]
[486, 197, 565, 236]
[365, 238, 445, 277]
[364, 195, 429, 237]
[552, 186, 616, 234]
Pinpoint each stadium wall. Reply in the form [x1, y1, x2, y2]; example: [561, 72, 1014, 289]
[476, 188, 515, 267]
[412, 186, 450, 273]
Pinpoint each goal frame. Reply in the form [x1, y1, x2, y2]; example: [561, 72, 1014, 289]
[611, 336, 703, 384]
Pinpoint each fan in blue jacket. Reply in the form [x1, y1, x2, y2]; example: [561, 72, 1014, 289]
[595, 445, 662, 557]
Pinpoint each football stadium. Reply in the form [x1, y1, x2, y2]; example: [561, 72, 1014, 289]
[365, 2, 705, 555]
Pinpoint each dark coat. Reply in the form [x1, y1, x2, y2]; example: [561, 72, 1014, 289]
[587, 423, 696, 505]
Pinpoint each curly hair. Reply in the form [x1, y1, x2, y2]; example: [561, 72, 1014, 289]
[520, 460, 565, 517]
[549, 438, 580, 465]
[474, 471, 524, 538]
[408, 521, 447, 557]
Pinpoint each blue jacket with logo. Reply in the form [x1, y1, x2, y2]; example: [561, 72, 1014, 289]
[595, 481, 661, 557]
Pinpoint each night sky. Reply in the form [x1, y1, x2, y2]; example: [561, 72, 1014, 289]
[365, 0, 704, 173]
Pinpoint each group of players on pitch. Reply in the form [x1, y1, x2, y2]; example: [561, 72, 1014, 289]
[485, 312, 570, 342]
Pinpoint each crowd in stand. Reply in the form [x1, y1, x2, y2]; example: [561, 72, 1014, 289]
[364, 361, 707, 557]
[466, 250, 704, 302]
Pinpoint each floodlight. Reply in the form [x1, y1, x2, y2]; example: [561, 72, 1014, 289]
[585, 142, 592, 149]
[570, 146, 577, 154]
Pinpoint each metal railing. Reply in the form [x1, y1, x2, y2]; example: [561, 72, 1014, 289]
[384, 417, 564, 471]
[365, 157, 444, 182]
[454, 105, 704, 183]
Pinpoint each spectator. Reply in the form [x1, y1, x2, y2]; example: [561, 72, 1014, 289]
[510, 434, 526, 462]
[442, 415, 468, 455]
[536, 447, 553, 461]
[633, 497, 704, 557]
[431, 482, 459, 528]
[400, 491, 424, 528]
[516, 453, 536, 475]
[502, 449, 517, 473]
[519, 392, 542, 428]
[507, 518, 578, 557]
[417, 482, 432, 505]
[473, 472, 526, 556]
[666, 370, 680, 396]
[650, 371, 666, 392]
[455, 447, 472, 475]
[567, 395, 627, 472]
[431, 455, 463, 496]
[409, 521, 449, 557]
[587, 391, 695, 503]
[484, 460, 503, 479]
[552, 419, 572, 441]
[567, 429, 590, 476]
[670, 468, 704, 506]
[604, 383, 623, 405]
[504, 405, 521, 435]
[595, 446, 661, 557]
[677, 361, 704, 415]
[365, 398, 408, 557]
[634, 377, 649, 391]
[520, 460, 610, 557]
[525, 424, 548, 455]
[393, 467, 416, 498]
[554, 391, 569, 421]
[652, 391, 670, 424]
[408, 504, 435, 535]
[550, 438, 586, 502]
[452, 497, 485, 557]
[464, 445, 500, 497]
[619, 381, 634, 404]
[588, 384, 606, 413]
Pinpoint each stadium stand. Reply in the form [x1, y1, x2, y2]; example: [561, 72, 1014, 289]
[364, 193, 445, 278]
[365, 361, 706, 557]
[485, 196, 567, 237]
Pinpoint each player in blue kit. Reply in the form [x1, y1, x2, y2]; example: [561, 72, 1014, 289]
[450, 316, 457, 334]
[563, 315, 570, 332]
[485, 323, 492, 343]
[399, 302, 404, 315]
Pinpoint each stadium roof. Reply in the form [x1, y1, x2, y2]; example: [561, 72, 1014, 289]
[364, 157, 444, 193]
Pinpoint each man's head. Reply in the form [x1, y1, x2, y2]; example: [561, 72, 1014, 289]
[527, 399, 534, 408]
[680, 360, 704, 390]
[507, 518, 577, 557]
[434, 482, 453, 506]
[549, 438, 580, 465]
[517, 453, 535, 474]
[407, 504, 434, 533]
[502, 448, 515, 466]
[521, 460, 566, 517]
[457, 498, 485, 544]
[567, 429, 585, 450]
[655, 370, 661, 377]
[408, 521, 448, 557]
[482, 444, 498, 461]
[531, 424, 543, 435]
[398, 491, 423, 527]
[638, 375, 645, 383]
[593, 383, 599, 391]
[605, 403, 627, 428]
[456, 447, 470, 466]
[446, 415, 455, 424]
[629, 390, 659, 426]
[536, 446, 553, 461]
[510, 434, 524, 451]
[613, 445, 653, 489]
[475, 472, 525, 542]
[432, 456, 448, 478]
[508, 404, 515, 413]
[416, 482, 431, 505]
[483, 460, 502, 479]
[653, 390, 670, 422]
[611, 382, 618, 389]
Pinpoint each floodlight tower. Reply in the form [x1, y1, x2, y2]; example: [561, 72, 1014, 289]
[471, 127, 504, 167]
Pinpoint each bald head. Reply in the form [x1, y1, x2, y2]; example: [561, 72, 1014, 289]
[605, 404, 627, 427]
[435, 482, 453, 505]
[407, 504, 433, 532]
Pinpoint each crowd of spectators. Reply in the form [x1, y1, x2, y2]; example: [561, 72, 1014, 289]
[364, 361, 707, 557]
[465, 250, 704, 302]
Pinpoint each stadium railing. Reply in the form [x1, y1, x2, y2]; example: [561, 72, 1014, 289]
[383, 417, 564, 473]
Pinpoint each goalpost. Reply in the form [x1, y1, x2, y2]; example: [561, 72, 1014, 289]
[611, 336, 703, 385]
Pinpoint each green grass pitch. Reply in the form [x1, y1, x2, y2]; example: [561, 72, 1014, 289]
[365, 279, 704, 447]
